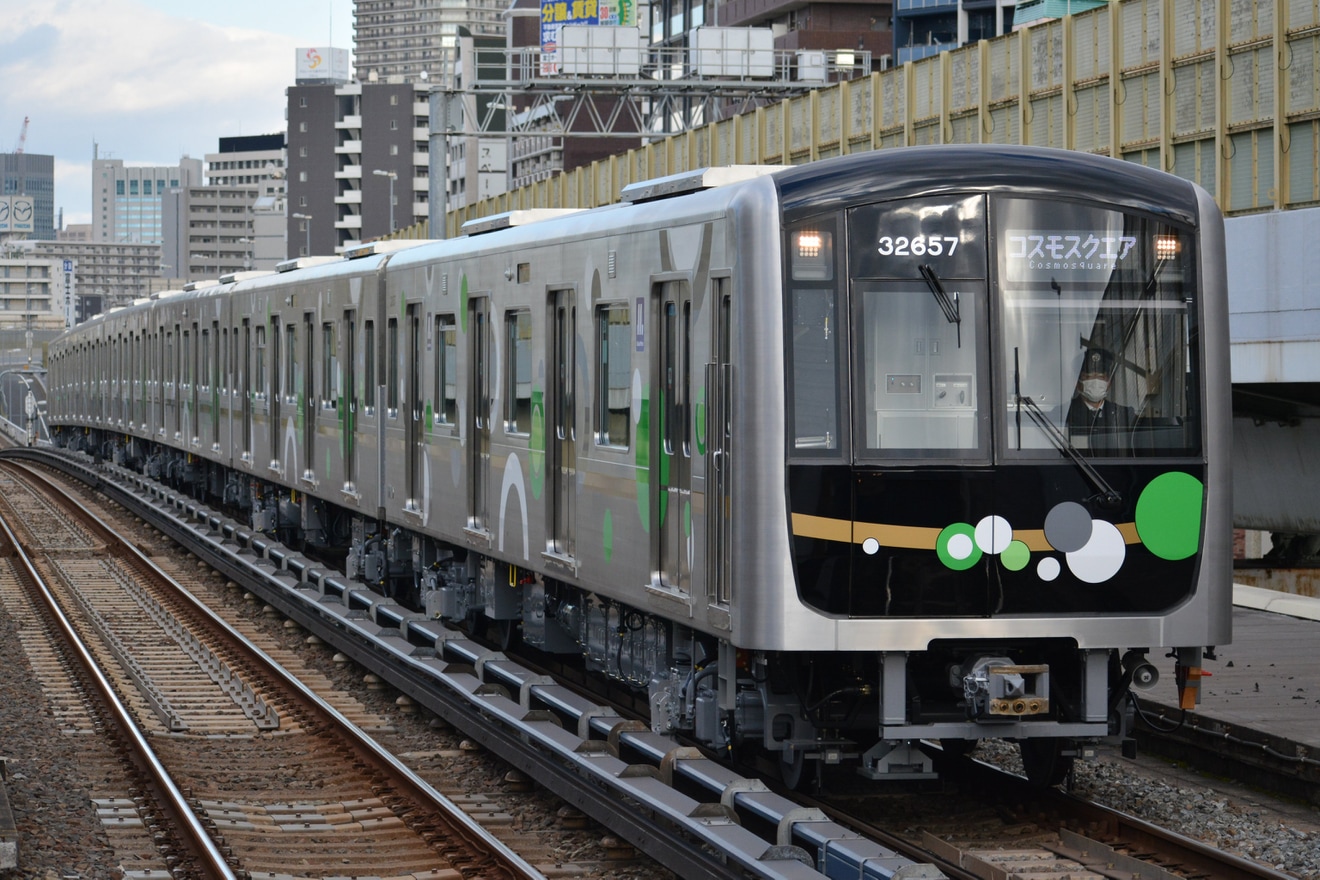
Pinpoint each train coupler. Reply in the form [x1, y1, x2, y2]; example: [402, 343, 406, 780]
[961, 656, 1050, 719]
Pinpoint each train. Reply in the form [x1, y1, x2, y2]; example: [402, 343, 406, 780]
[47, 145, 1232, 786]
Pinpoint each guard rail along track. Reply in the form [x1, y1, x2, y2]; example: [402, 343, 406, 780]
[11, 447, 1304, 880]
[4, 447, 947, 880]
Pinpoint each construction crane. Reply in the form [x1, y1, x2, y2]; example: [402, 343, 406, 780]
[14, 117, 28, 154]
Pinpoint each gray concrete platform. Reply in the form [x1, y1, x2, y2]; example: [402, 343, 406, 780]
[1142, 585, 1320, 752]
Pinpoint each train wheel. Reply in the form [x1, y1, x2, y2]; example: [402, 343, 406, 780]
[779, 748, 807, 790]
[939, 738, 978, 758]
[493, 618, 520, 651]
[1019, 738, 1074, 787]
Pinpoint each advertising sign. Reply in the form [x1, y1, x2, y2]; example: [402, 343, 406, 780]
[0, 197, 9, 234]
[10, 196, 34, 234]
[296, 46, 350, 82]
[540, 0, 636, 74]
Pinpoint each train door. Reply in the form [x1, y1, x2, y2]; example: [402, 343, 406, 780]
[467, 298, 490, 532]
[269, 316, 281, 470]
[548, 289, 576, 559]
[406, 303, 423, 512]
[653, 280, 692, 594]
[242, 319, 253, 463]
[344, 310, 357, 492]
[303, 312, 315, 481]
[188, 323, 199, 445]
[705, 281, 733, 607]
[170, 325, 180, 441]
[211, 322, 221, 451]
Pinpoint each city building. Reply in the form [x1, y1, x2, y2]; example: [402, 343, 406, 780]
[206, 133, 287, 198]
[92, 152, 205, 244]
[353, 0, 505, 86]
[1011, 0, 1106, 30]
[288, 47, 354, 257]
[1, 152, 56, 240]
[9, 238, 162, 317]
[894, 0, 1018, 64]
[162, 185, 270, 283]
[288, 53, 430, 253]
[0, 256, 71, 356]
[57, 224, 92, 243]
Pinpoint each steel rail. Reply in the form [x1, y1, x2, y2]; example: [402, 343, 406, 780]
[0, 463, 237, 880]
[4, 458, 545, 880]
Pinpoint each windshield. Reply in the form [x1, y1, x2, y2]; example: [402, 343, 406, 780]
[998, 197, 1200, 458]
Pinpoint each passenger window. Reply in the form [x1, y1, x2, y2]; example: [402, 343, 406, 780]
[595, 304, 631, 448]
[504, 310, 532, 434]
[254, 325, 267, 399]
[387, 317, 399, 417]
[364, 320, 376, 411]
[435, 315, 456, 426]
[322, 322, 337, 407]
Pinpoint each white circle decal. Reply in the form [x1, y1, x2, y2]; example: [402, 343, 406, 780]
[948, 533, 975, 561]
[862, 537, 880, 555]
[1037, 557, 1061, 581]
[1065, 520, 1127, 583]
[975, 515, 1013, 555]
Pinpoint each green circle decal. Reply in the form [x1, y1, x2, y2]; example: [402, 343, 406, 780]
[1135, 471, 1204, 560]
[937, 522, 982, 571]
[1001, 540, 1030, 571]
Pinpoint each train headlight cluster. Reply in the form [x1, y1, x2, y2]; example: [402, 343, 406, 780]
[1154, 234, 1181, 260]
[792, 229, 833, 280]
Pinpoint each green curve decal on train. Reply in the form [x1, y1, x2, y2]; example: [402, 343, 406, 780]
[529, 389, 545, 500]
[635, 394, 650, 532]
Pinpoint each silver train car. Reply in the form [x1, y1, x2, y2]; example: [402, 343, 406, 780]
[48, 145, 1231, 786]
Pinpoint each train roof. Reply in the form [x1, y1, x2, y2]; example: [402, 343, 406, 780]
[772, 144, 1203, 225]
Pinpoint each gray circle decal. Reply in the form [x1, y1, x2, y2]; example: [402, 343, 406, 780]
[1044, 501, 1092, 552]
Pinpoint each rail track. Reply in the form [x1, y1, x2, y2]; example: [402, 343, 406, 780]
[2, 446, 1310, 880]
[0, 458, 541, 878]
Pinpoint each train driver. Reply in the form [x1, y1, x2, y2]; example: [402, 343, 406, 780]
[1067, 347, 1135, 437]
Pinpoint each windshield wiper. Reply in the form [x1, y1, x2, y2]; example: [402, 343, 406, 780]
[1016, 393, 1123, 507]
[919, 264, 961, 347]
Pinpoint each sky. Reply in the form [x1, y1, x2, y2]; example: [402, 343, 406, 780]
[0, 0, 355, 228]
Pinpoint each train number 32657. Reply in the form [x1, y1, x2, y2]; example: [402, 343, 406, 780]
[877, 235, 960, 257]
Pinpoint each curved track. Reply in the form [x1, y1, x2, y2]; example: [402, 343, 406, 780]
[0, 458, 541, 879]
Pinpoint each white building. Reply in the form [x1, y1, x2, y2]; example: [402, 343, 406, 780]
[92, 153, 205, 244]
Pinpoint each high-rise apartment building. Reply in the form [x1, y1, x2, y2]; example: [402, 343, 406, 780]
[92, 154, 205, 244]
[353, 0, 505, 86]
[1, 152, 56, 240]
[289, 72, 429, 254]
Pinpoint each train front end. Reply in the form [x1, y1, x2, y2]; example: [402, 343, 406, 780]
[763, 146, 1230, 782]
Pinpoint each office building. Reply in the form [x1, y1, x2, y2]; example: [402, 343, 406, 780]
[206, 134, 287, 198]
[92, 154, 205, 244]
[1, 152, 56, 240]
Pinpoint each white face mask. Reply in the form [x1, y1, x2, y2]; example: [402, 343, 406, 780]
[1080, 378, 1109, 403]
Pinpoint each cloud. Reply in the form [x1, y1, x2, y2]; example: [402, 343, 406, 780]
[6, 1, 290, 123]
[0, 23, 61, 66]
[1, 0, 300, 221]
